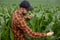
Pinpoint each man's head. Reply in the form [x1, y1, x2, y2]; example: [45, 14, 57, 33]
[19, 0, 33, 14]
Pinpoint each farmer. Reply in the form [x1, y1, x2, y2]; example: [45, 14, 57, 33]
[12, 0, 54, 40]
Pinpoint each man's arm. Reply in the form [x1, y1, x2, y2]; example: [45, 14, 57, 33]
[15, 14, 47, 38]
[25, 16, 31, 21]
[25, 14, 34, 21]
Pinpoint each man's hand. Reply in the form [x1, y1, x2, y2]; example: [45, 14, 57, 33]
[29, 14, 35, 18]
[47, 32, 54, 36]
[27, 14, 35, 19]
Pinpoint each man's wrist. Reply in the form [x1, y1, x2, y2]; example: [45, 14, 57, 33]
[44, 33, 47, 37]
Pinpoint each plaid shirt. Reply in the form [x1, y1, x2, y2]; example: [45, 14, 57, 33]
[12, 9, 47, 40]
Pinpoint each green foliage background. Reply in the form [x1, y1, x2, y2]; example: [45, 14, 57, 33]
[0, 0, 60, 40]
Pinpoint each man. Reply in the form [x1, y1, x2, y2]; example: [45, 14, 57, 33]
[12, 0, 54, 40]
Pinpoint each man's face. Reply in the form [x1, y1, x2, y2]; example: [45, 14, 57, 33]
[22, 8, 29, 15]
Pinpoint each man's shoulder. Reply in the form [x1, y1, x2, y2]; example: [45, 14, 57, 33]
[14, 9, 22, 14]
[13, 9, 23, 18]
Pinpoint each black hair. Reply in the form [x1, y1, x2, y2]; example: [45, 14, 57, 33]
[19, 0, 33, 11]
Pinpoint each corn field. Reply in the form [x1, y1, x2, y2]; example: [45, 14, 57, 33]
[0, 0, 60, 40]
